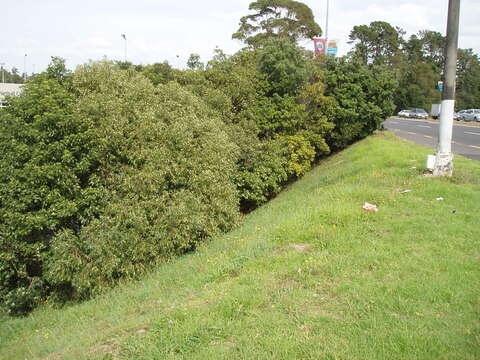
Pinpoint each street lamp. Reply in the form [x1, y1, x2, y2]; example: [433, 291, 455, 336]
[0, 63, 5, 83]
[23, 54, 27, 81]
[121, 34, 127, 62]
[325, 0, 330, 45]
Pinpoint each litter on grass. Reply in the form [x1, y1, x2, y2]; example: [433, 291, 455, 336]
[436, 197, 444, 201]
[400, 189, 412, 194]
[363, 202, 379, 212]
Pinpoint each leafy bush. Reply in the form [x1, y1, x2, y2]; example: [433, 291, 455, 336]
[258, 37, 310, 97]
[0, 61, 240, 314]
[235, 138, 288, 210]
[324, 58, 397, 150]
[279, 135, 316, 178]
[296, 66, 336, 156]
[172, 51, 293, 209]
[45, 69, 240, 298]
[0, 59, 103, 315]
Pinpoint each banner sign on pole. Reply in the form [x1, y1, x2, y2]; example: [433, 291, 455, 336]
[327, 40, 338, 57]
[313, 38, 326, 56]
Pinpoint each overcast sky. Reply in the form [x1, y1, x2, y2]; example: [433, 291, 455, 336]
[2, 0, 479, 74]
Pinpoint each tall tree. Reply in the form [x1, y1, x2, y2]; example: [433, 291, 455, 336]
[406, 30, 445, 70]
[456, 49, 480, 110]
[186, 54, 205, 70]
[232, 0, 322, 48]
[418, 30, 445, 71]
[348, 21, 405, 66]
[395, 62, 441, 111]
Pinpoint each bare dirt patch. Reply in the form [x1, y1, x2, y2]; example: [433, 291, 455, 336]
[135, 327, 148, 335]
[273, 243, 313, 255]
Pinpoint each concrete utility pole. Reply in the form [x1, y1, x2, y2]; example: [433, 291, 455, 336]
[432, 0, 461, 176]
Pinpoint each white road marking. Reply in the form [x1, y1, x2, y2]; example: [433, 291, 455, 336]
[464, 131, 480, 136]
[417, 125, 431, 128]
[390, 121, 399, 124]
[407, 132, 417, 135]
[468, 145, 480, 149]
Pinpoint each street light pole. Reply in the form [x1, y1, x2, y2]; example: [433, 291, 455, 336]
[325, 0, 330, 45]
[121, 34, 127, 62]
[432, 0, 461, 176]
[23, 54, 27, 81]
[0, 63, 5, 83]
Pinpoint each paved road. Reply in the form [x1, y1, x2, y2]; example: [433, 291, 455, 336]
[383, 117, 480, 161]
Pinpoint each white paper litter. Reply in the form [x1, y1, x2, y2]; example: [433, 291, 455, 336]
[362, 202, 378, 212]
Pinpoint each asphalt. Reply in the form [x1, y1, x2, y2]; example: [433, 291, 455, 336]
[383, 117, 480, 161]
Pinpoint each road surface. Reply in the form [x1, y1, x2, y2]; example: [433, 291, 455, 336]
[383, 117, 480, 161]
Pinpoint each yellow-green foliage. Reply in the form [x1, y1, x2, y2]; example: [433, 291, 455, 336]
[279, 135, 316, 178]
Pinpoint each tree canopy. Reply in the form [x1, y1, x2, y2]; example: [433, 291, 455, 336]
[456, 49, 480, 110]
[232, 0, 322, 47]
[348, 21, 405, 66]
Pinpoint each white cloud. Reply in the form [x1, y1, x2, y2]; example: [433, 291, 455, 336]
[0, 0, 478, 73]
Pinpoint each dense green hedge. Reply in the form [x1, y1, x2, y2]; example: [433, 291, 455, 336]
[0, 61, 239, 314]
[0, 43, 396, 315]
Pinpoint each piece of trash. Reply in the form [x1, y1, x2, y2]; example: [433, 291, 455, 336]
[411, 166, 417, 169]
[362, 202, 378, 212]
[400, 189, 412, 194]
[436, 197, 444, 201]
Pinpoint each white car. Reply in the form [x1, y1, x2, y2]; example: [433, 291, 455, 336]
[410, 108, 429, 119]
[459, 109, 480, 122]
[397, 110, 412, 118]
[455, 110, 468, 121]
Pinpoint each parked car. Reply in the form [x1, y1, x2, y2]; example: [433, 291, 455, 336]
[410, 108, 429, 119]
[453, 112, 462, 120]
[455, 109, 469, 121]
[459, 109, 480, 122]
[397, 110, 412, 118]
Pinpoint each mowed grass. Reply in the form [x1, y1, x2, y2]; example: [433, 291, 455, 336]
[1, 132, 479, 359]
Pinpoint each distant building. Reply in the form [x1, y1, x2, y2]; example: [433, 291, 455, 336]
[0, 83, 23, 108]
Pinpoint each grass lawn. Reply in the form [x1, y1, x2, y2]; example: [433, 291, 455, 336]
[1, 132, 479, 359]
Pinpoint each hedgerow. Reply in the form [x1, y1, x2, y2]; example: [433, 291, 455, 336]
[0, 42, 396, 315]
[0, 61, 239, 314]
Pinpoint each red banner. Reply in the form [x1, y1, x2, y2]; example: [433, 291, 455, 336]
[313, 38, 326, 56]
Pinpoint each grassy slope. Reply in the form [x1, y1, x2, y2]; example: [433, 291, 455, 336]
[1, 132, 479, 360]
